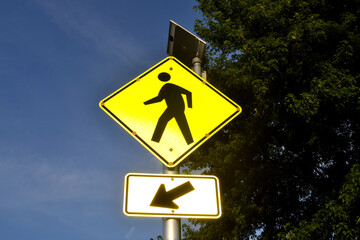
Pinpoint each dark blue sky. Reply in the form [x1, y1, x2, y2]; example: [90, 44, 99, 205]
[0, 0, 201, 239]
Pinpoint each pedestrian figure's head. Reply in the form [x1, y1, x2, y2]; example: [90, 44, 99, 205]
[158, 72, 170, 82]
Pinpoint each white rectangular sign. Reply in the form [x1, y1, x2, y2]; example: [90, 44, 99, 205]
[123, 173, 221, 218]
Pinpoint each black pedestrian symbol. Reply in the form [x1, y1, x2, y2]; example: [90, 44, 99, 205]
[144, 72, 194, 145]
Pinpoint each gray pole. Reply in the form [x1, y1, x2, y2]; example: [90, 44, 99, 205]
[192, 57, 202, 76]
[162, 57, 202, 240]
[162, 165, 181, 240]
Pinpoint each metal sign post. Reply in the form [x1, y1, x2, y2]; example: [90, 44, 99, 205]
[162, 60, 201, 240]
[162, 57, 202, 240]
[163, 166, 181, 240]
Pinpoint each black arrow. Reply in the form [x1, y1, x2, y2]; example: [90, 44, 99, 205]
[150, 181, 195, 209]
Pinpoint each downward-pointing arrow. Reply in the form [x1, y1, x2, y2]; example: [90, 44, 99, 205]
[150, 181, 195, 209]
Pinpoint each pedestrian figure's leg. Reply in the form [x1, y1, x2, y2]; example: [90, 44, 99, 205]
[152, 109, 173, 143]
[175, 113, 193, 145]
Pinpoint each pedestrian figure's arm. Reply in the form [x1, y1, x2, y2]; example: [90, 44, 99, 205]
[177, 86, 192, 108]
[186, 91, 192, 108]
[144, 96, 162, 105]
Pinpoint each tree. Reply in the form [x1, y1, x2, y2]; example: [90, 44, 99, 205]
[278, 164, 360, 239]
[182, 0, 360, 239]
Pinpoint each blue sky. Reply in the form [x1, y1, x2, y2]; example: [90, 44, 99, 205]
[0, 1, 202, 239]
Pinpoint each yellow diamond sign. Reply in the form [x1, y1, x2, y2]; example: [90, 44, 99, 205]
[99, 57, 241, 168]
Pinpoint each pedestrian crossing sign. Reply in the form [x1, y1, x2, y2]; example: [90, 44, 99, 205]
[99, 56, 241, 168]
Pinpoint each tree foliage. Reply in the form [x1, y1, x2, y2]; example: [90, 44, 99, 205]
[278, 164, 360, 239]
[182, 0, 360, 238]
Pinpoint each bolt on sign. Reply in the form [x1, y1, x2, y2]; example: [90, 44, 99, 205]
[123, 173, 221, 218]
[99, 56, 241, 168]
